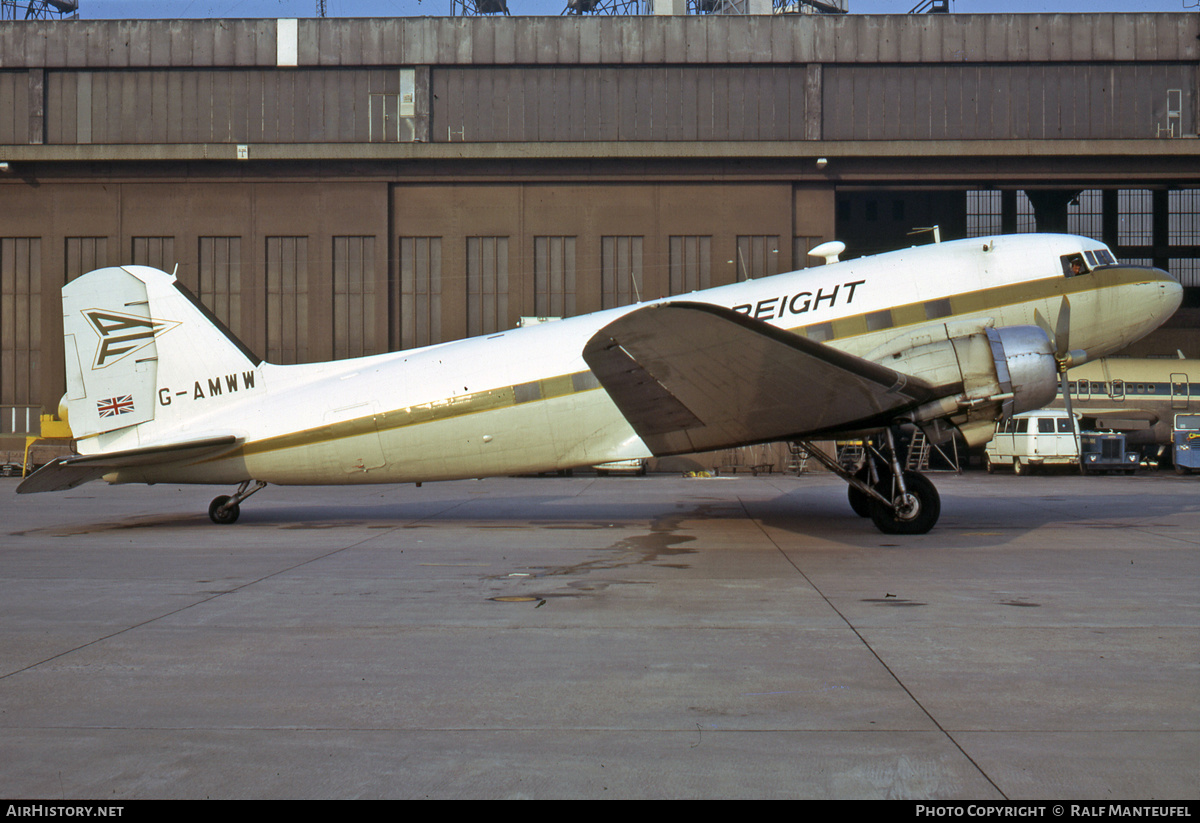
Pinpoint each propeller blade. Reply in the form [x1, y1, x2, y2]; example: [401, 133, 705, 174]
[1033, 307, 1059, 359]
[1036, 296, 1075, 368]
[1054, 296, 1071, 362]
[1060, 368, 1085, 475]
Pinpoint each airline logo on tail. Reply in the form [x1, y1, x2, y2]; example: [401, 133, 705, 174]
[82, 309, 180, 369]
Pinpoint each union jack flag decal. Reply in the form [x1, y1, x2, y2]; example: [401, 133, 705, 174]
[97, 395, 135, 418]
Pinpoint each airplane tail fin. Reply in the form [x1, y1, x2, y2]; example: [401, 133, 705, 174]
[61, 265, 261, 444]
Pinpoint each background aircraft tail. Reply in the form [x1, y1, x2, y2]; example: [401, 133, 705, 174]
[61, 265, 261, 442]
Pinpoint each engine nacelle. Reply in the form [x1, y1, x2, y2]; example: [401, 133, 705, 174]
[986, 325, 1060, 417]
[875, 321, 1060, 446]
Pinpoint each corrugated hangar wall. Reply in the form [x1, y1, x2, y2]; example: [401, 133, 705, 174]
[1, 14, 1198, 424]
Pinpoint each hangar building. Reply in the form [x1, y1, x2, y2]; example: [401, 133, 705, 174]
[1, 12, 1198, 445]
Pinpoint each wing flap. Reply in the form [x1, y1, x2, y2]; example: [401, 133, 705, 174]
[16, 435, 242, 494]
[582, 302, 938, 455]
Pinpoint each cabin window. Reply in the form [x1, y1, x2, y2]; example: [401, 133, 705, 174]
[806, 322, 834, 342]
[924, 298, 953, 320]
[1061, 254, 1088, 277]
[1094, 249, 1117, 265]
[866, 310, 894, 332]
[572, 371, 600, 392]
[514, 381, 542, 404]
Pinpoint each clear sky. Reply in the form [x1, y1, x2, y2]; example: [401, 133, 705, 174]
[74, 0, 1194, 21]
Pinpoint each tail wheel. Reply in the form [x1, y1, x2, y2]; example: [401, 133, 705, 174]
[209, 495, 240, 525]
[869, 471, 940, 535]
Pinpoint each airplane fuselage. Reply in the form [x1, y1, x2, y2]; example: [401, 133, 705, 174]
[86, 234, 1180, 487]
[1050, 357, 1199, 447]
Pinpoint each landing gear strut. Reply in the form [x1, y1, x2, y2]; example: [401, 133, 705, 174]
[795, 430, 941, 535]
[208, 480, 267, 524]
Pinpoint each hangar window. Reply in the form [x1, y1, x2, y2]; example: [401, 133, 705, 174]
[736, 235, 781, 280]
[967, 191, 1002, 237]
[535, 236, 577, 318]
[601, 236, 643, 309]
[132, 237, 175, 270]
[466, 236, 510, 337]
[1118, 190, 1153, 245]
[670, 236, 712, 293]
[1169, 258, 1199, 288]
[398, 236, 443, 350]
[1067, 190, 1103, 239]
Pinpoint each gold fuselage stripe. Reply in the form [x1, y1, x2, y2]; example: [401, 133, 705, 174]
[230, 267, 1162, 460]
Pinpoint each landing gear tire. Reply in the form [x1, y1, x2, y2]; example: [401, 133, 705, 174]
[847, 466, 878, 518]
[848, 485, 871, 518]
[848, 464, 891, 518]
[209, 495, 240, 525]
[869, 471, 940, 535]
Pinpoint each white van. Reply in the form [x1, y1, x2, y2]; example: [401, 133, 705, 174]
[985, 410, 1080, 475]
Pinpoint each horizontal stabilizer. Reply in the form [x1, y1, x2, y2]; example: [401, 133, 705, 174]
[583, 302, 937, 455]
[16, 435, 242, 494]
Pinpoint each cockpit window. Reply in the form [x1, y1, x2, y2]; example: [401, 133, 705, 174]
[1062, 249, 1117, 276]
[1061, 254, 1087, 277]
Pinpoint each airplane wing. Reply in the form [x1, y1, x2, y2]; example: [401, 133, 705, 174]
[582, 302, 939, 456]
[16, 435, 242, 494]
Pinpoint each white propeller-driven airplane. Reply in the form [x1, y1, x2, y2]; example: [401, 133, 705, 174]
[17, 233, 1182, 534]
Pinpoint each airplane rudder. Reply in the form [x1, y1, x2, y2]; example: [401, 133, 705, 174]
[60, 266, 169, 437]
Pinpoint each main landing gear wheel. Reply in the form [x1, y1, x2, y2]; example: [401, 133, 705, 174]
[848, 483, 872, 518]
[868, 470, 940, 535]
[848, 464, 892, 518]
[792, 434, 942, 535]
[208, 495, 240, 525]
